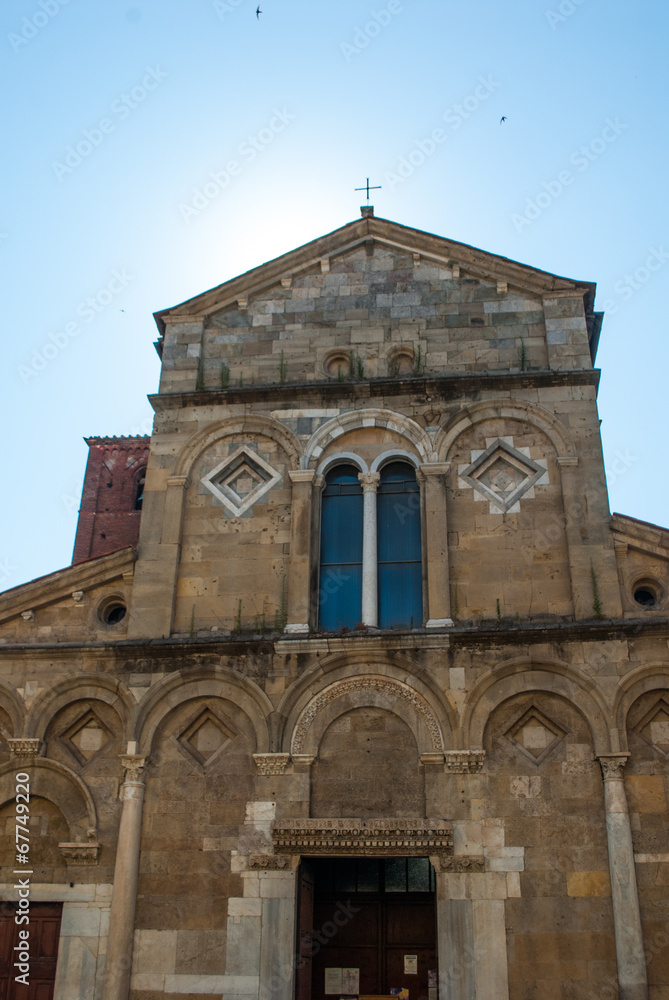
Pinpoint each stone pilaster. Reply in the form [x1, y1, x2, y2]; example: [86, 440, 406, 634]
[419, 464, 453, 625]
[358, 472, 380, 627]
[103, 753, 148, 1000]
[285, 470, 317, 632]
[598, 754, 648, 1000]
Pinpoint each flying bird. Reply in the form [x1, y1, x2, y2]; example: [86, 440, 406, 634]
[256, 5, 262, 17]
[500, 116, 507, 124]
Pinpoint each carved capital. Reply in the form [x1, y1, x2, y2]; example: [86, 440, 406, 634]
[597, 754, 630, 780]
[59, 842, 100, 866]
[444, 750, 486, 774]
[358, 472, 380, 493]
[120, 754, 148, 783]
[438, 855, 485, 873]
[253, 753, 291, 776]
[419, 463, 451, 477]
[166, 475, 190, 489]
[249, 854, 299, 871]
[7, 739, 44, 760]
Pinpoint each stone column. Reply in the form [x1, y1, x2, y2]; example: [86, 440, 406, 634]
[598, 754, 648, 1000]
[285, 470, 317, 633]
[419, 463, 453, 626]
[358, 473, 380, 627]
[103, 753, 148, 1000]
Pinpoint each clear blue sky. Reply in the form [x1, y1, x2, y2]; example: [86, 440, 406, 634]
[2, 0, 667, 589]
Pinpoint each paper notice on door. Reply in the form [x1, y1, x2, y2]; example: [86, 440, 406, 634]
[404, 955, 418, 975]
[325, 968, 343, 994]
[341, 968, 360, 994]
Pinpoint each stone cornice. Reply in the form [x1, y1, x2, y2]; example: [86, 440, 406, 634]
[0, 548, 136, 625]
[148, 369, 600, 411]
[2, 617, 669, 659]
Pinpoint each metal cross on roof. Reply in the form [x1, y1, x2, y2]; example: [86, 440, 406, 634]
[355, 177, 381, 204]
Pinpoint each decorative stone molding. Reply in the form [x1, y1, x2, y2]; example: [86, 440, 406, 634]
[71, 590, 85, 605]
[420, 753, 445, 766]
[292, 677, 444, 754]
[272, 818, 453, 856]
[253, 753, 291, 776]
[458, 438, 548, 514]
[249, 854, 299, 871]
[438, 855, 485, 873]
[288, 469, 316, 483]
[20, 610, 34, 622]
[444, 750, 486, 773]
[7, 739, 44, 760]
[120, 754, 148, 783]
[597, 753, 630, 780]
[283, 623, 310, 634]
[291, 754, 316, 768]
[59, 842, 100, 866]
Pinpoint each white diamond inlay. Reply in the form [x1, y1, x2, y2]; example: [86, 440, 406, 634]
[458, 438, 548, 513]
[201, 445, 282, 516]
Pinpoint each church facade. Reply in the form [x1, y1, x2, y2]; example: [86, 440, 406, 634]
[1, 212, 668, 1000]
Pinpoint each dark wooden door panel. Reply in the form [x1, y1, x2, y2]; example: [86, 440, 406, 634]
[0, 904, 62, 1000]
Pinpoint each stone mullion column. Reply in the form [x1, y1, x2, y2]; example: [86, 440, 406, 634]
[285, 470, 317, 633]
[358, 473, 380, 627]
[598, 754, 648, 1000]
[419, 463, 452, 626]
[103, 754, 148, 1000]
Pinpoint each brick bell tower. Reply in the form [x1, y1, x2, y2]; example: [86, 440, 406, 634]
[72, 435, 150, 564]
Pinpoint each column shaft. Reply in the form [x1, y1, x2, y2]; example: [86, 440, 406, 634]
[599, 755, 648, 1000]
[358, 473, 380, 627]
[103, 756, 147, 1000]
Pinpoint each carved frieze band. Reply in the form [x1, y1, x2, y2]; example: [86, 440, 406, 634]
[272, 818, 453, 856]
[249, 854, 299, 871]
[444, 750, 486, 773]
[291, 677, 444, 754]
[7, 739, 44, 760]
[438, 855, 485, 873]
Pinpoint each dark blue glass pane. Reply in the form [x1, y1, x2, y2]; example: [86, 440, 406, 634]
[324, 465, 362, 489]
[319, 564, 362, 631]
[320, 492, 363, 565]
[377, 461, 420, 489]
[378, 562, 423, 630]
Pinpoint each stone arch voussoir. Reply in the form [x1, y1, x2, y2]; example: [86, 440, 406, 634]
[0, 680, 27, 738]
[613, 662, 669, 749]
[135, 667, 273, 754]
[174, 416, 302, 479]
[434, 399, 577, 463]
[0, 758, 98, 840]
[303, 409, 433, 470]
[464, 658, 611, 755]
[27, 674, 135, 742]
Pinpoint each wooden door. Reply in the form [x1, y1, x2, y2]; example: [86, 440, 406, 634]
[296, 862, 315, 1000]
[306, 858, 437, 1000]
[0, 904, 62, 1000]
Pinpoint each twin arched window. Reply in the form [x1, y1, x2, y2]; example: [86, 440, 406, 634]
[319, 461, 422, 631]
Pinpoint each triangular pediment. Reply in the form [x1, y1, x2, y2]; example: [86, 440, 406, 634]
[0, 547, 136, 626]
[153, 215, 597, 336]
